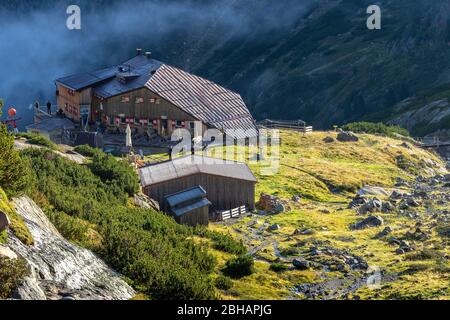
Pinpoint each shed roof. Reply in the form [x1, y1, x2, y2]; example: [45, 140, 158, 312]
[165, 186, 207, 208]
[172, 198, 211, 217]
[139, 155, 257, 187]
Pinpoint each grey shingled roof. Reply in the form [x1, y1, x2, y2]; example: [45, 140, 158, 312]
[171, 198, 211, 217]
[139, 155, 257, 187]
[165, 186, 207, 208]
[146, 64, 258, 139]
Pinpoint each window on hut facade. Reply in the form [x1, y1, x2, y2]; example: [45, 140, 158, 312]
[135, 97, 144, 104]
[176, 120, 183, 128]
[121, 96, 130, 103]
[120, 116, 126, 124]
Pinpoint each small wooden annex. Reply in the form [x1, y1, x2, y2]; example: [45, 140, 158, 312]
[139, 155, 257, 214]
[164, 186, 211, 226]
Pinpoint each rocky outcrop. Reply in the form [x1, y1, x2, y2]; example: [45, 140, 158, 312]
[0, 210, 10, 232]
[134, 193, 160, 211]
[351, 216, 384, 230]
[6, 196, 135, 300]
[337, 130, 359, 142]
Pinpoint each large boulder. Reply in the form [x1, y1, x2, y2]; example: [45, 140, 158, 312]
[0, 245, 18, 260]
[351, 216, 384, 230]
[292, 259, 311, 270]
[357, 186, 389, 197]
[0, 210, 10, 232]
[337, 130, 359, 142]
[357, 198, 383, 215]
[7, 196, 135, 300]
[323, 136, 335, 143]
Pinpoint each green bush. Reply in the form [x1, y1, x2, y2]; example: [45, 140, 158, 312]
[194, 227, 246, 255]
[341, 122, 410, 138]
[0, 257, 29, 299]
[15, 132, 56, 149]
[0, 124, 31, 195]
[269, 263, 289, 272]
[89, 153, 139, 196]
[0, 188, 33, 245]
[215, 275, 233, 290]
[74, 144, 103, 158]
[223, 255, 255, 279]
[0, 230, 7, 244]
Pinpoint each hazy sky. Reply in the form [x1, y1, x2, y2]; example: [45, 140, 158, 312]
[0, 0, 316, 126]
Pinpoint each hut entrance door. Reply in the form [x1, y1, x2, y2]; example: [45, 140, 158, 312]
[160, 119, 168, 136]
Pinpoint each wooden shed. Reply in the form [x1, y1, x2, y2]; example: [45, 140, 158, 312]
[139, 155, 257, 213]
[165, 186, 211, 226]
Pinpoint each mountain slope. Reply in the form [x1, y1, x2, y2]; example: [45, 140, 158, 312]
[3, 0, 450, 134]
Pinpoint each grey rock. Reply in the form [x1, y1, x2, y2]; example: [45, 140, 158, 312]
[0, 245, 18, 260]
[382, 202, 395, 213]
[357, 198, 383, 215]
[337, 130, 359, 142]
[269, 224, 281, 231]
[292, 259, 311, 270]
[357, 186, 389, 197]
[0, 210, 10, 232]
[395, 248, 405, 255]
[406, 197, 421, 207]
[291, 195, 301, 203]
[272, 203, 285, 214]
[323, 136, 335, 143]
[374, 227, 392, 239]
[7, 196, 135, 300]
[351, 216, 384, 230]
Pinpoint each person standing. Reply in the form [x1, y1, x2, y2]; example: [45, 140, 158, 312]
[47, 101, 52, 115]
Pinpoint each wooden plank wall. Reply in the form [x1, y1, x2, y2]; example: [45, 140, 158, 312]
[145, 173, 256, 212]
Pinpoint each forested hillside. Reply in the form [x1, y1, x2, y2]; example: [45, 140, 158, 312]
[2, 0, 450, 134]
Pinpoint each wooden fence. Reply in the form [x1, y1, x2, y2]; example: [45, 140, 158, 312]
[217, 205, 248, 221]
[257, 119, 313, 133]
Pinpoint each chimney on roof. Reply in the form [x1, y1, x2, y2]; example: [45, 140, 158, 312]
[136, 48, 142, 55]
[145, 51, 152, 58]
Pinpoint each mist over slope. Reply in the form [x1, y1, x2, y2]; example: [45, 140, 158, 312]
[1, 0, 450, 135]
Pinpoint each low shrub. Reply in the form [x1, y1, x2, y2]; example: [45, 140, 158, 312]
[16, 132, 56, 149]
[215, 275, 233, 290]
[223, 255, 255, 279]
[0, 230, 7, 244]
[194, 227, 246, 255]
[269, 263, 289, 272]
[342, 122, 409, 138]
[0, 188, 33, 246]
[0, 257, 29, 299]
[89, 153, 139, 196]
[73, 145, 103, 158]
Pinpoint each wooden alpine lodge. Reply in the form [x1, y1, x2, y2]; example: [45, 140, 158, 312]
[54, 49, 258, 141]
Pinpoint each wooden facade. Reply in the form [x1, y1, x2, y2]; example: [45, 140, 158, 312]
[55, 53, 258, 140]
[56, 84, 92, 122]
[144, 173, 255, 212]
[174, 207, 209, 226]
[91, 88, 201, 137]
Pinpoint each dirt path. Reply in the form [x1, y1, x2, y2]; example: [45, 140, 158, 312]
[14, 140, 86, 164]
